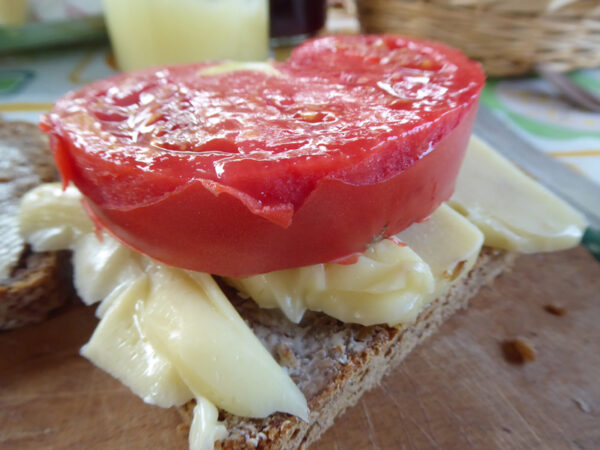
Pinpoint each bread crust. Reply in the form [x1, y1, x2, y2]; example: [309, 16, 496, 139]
[178, 248, 516, 449]
[0, 249, 72, 330]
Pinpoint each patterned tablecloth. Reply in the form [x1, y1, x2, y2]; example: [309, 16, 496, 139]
[482, 72, 600, 186]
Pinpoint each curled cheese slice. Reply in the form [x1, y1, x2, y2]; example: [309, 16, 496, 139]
[141, 267, 308, 419]
[229, 204, 484, 327]
[228, 240, 434, 327]
[190, 398, 228, 450]
[81, 275, 193, 407]
[397, 204, 484, 302]
[450, 137, 587, 252]
[18, 183, 93, 251]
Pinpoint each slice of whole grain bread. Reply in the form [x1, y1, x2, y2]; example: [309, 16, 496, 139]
[178, 248, 515, 449]
[0, 121, 71, 330]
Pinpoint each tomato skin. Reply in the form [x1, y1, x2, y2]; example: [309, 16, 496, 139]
[80, 104, 477, 277]
[42, 35, 484, 277]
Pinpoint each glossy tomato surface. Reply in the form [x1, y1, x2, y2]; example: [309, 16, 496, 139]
[42, 35, 484, 277]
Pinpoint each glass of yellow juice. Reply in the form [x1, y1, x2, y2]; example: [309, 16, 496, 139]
[103, 0, 269, 71]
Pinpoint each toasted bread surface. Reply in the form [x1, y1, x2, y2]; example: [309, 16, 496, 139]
[178, 248, 516, 449]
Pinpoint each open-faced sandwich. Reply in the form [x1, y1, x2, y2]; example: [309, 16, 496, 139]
[5, 35, 587, 449]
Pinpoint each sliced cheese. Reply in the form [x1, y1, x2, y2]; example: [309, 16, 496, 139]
[229, 204, 483, 327]
[450, 137, 587, 253]
[19, 183, 93, 251]
[81, 276, 193, 407]
[228, 241, 434, 327]
[397, 204, 484, 302]
[142, 268, 307, 419]
[73, 233, 146, 307]
[189, 398, 228, 450]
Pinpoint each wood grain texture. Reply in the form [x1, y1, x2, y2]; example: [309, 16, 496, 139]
[1, 247, 599, 450]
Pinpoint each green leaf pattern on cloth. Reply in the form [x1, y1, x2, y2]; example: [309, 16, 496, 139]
[482, 71, 600, 258]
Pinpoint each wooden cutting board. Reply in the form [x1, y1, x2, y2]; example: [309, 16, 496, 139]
[1, 246, 599, 449]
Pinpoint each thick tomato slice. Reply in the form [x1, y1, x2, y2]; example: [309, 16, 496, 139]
[41, 35, 484, 277]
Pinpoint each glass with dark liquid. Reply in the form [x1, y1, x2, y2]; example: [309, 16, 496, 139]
[269, 0, 327, 46]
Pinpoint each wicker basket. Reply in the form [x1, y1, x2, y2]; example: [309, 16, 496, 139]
[356, 0, 600, 76]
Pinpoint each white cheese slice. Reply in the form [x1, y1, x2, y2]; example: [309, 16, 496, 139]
[397, 204, 484, 304]
[81, 276, 193, 407]
[230, 204, 482, 327]
[73, 233, 146, 307]
[189, 398, 228, 450]
[141, 268, 308, 419]
[227, 241, 435, 326]
[18, 183, 93, 252]
[450, 137, 587, 252]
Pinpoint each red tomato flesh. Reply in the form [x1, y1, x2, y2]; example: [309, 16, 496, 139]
[42, 35, 484, 277]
